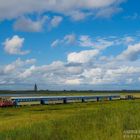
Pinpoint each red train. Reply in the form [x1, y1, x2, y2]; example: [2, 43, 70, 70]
[0, 98, 14, 107]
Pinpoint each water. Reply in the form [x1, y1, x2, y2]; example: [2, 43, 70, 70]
[0, 94, 39, 97]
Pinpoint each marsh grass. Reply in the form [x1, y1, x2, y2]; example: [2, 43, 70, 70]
[0, 100, 140, 140]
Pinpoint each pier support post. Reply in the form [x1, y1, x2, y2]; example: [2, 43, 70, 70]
[97, 97, 99, 102]
[82, 98, 85, 103]
[40, 100, 45, 105]
[63, 98, 67, 104]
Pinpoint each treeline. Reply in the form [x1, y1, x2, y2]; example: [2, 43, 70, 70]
[0, 90, 140, 94]
[39, 90, 140, 94]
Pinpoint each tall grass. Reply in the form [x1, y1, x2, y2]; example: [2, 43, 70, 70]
[0, 100, 140, 140]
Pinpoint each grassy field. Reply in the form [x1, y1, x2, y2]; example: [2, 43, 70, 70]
[0, 100, 140, 140]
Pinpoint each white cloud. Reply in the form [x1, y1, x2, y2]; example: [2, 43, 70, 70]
[126, 78, 133, 84]
[80, 66, 140, 85]
[95, 39, 114, 50]
[63, 34, 76, 44]
[68, 11, 92, 21]
[0, 58, 36, 85]
[117, 43, 140, 61]
[1, 56, 140, 89]
[0, 0, 125, 20]
[95, 7, 122, 18]
[14, 16, 48, 32]
[66, 66, 83, 75]
[3, 35, 30, 55]
[79, 35, 94, 47]
[4, 58, 36, 74]
[50, 16, 63, 28]
[14, 15, 63, 32]
[51, 34, 76, 47]
[2, 34, 140, 89]
[51, 39, 60, 48]
[83, 68, 102, 78]
[65, 79, 81, 85]
[51, 34, 137, 50]
[123, 36, 134, 44]
[79, 35, 114, 50]
[18, 65, 36, 79]
[67, 49, 99, 63]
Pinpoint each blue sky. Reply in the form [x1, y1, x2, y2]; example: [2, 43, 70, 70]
[0, 0, 140, 90]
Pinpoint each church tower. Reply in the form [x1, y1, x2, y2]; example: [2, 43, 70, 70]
[34, 83, 38, 92]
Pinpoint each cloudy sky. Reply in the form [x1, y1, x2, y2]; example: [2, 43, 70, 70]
[0, 0, 140, 90]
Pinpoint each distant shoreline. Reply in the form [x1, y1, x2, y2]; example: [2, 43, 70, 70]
[0, 90, 140, 94]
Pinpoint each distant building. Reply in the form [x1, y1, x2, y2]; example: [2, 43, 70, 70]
[34, 83, 38, 92]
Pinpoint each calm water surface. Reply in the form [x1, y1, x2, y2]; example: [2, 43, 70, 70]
[0, 94, 40, 97]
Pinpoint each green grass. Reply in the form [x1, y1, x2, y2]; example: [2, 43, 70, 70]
[0, 100, 140, 140]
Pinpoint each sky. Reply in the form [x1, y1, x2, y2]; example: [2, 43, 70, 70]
[0, 0, 140, 90]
